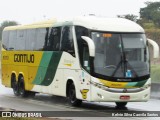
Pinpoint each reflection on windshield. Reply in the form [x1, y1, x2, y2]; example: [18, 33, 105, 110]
[92, 32, 149, 78]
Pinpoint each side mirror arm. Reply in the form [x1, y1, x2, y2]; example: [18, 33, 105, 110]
[147, 38, 159, 58]
[81, 36, 95, 57]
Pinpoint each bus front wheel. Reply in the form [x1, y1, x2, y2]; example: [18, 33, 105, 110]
[115, 102, 127, 108]
[68, 83, 82, 106]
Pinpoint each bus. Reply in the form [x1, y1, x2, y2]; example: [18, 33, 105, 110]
[1, 16, 152, 107]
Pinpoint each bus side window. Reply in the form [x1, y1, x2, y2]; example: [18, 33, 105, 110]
[83, 46, 90, 72]
[16, 30, 26, 50]
[26, 29, 36, 50]
[48, 27, 61, 51]
[75, 26, 90, 72]
[36, 28, 46, 50]
[2, 31, 9, 50]
[60, 26, 75, 57]
[8, 31, 16, 50]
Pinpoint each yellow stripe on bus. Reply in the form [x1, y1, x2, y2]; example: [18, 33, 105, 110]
[99, 79, 128, 88]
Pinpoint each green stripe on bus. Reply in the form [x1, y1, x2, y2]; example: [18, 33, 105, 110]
[32, 51, 62, 86]
[126, 82, 137, 87]
[32, 52, 53, 85]
[40, 51, 62, 86]
[126, 80, 147, 88]
[135, 80, 147, 87]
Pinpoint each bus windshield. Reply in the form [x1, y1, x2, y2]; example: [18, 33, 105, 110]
[92, 32, 149, 78]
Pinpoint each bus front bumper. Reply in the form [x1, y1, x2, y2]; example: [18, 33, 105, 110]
[90, 85, 150, 102]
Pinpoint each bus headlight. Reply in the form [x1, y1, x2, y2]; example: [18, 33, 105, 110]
[90, 80, 151, 93]
[90, 81, 109, 90]
[141, 83, 151, 90]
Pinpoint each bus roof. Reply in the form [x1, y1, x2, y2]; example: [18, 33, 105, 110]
[72, 16, 144, 33]
[4, 16, 144, 33]
[3, 19, 56, 31]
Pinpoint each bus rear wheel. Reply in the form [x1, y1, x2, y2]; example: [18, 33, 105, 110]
[18, 76, 28, 97]
[68, 83, 82, 106]
[115, 102, 127, 108]
[11, 75, 19, 96]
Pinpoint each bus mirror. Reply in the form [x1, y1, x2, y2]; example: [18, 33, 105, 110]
[81, 36, 95, 57]
[147, 38, 159, 58]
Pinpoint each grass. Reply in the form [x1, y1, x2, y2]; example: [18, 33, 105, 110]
[143, 22, 156, 29]
[151, 65, 160, 83]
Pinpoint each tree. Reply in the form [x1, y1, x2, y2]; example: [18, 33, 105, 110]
[140, 2, 160, 28]
[117, 14, 138, 22]
[0, 20, 19, 40]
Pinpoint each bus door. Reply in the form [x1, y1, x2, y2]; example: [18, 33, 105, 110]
[79, 45, 91, 101]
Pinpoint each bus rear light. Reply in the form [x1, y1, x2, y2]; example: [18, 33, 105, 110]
[120, 95, 130, 100]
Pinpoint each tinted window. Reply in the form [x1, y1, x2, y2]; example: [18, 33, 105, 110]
[75, 26, 89, 67]
[8, 31, 17, 50]
[60, 26, 75, 57]
[47, 27, 61, 51]
[2, 31, 9, 50]
[16, 30, 26, 50]
[43, 27, 50, 50]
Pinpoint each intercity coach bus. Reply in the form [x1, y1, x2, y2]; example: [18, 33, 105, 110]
[1, 16, 152, 107]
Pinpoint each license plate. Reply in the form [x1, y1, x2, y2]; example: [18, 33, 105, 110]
[120, 95, 130, 100]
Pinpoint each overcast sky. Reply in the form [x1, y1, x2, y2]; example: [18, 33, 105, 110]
[0, 0, 159, 24]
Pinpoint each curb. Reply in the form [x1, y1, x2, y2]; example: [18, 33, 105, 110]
[0, 107, 16, 111]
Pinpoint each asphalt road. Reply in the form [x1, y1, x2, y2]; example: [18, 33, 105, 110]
[0, 83, 160, 120]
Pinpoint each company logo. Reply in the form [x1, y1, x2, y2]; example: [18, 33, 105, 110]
[123, 88, 128, 93]
[14, 54, 34, 63]
[117, 79, 132, 82]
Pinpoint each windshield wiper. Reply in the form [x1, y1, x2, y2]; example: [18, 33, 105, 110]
[111, 56, 139, 78]
[111, 34, 139, 78]
[111, 55, 123, 77]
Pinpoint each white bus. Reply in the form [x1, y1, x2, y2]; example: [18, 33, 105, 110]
[2, 16, 151, 107]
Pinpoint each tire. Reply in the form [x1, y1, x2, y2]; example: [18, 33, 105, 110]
[18, 76, 28, 97]
[115, 102, 127, 108]
[11, 75, 19, 96]
[68, 83, 82, 106]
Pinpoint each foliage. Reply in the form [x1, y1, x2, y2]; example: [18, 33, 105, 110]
[117, 14, 138, 22]
[145, 29, 160, 46]
[140, 2, 160, 28]
[0, 20, 18, 40]
[143, 22, 155, 29]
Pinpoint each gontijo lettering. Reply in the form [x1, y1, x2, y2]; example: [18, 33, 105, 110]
[14, 54, 34, 63]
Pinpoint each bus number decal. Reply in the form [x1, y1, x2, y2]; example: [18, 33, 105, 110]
[80, 89, 89, 99]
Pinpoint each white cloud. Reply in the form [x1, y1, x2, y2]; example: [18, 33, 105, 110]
[0, 0, 158, 24]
